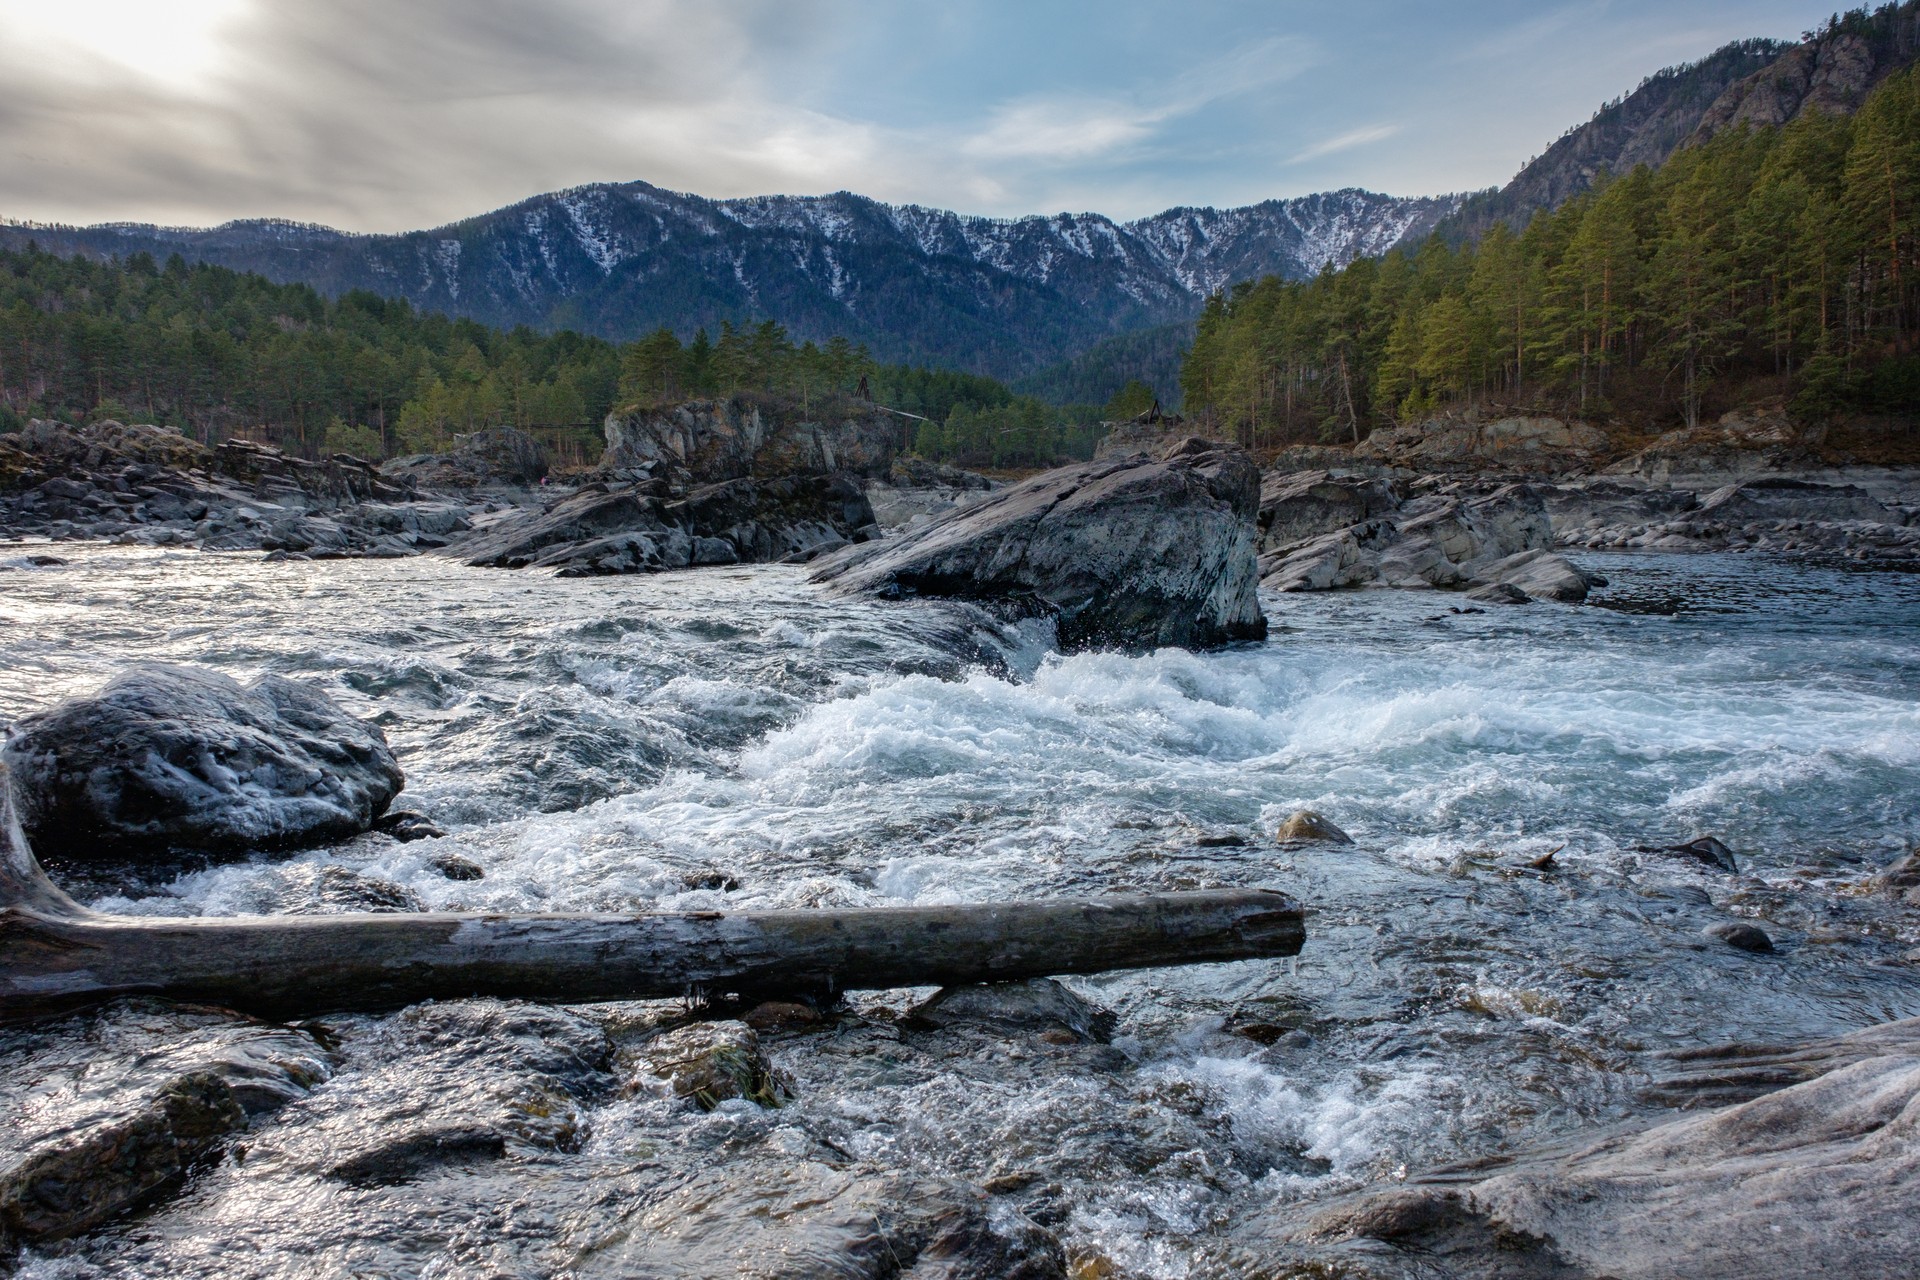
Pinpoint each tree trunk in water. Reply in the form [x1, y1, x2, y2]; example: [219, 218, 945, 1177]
[0, 771, 1304, 1023]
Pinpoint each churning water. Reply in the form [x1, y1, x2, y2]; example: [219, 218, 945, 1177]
[3, 547, 1918, 1276]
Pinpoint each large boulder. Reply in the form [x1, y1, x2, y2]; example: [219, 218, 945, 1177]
[811, 444, 1266, 651]
[602, 396, 900, 484]
[1, 664, 404, 859]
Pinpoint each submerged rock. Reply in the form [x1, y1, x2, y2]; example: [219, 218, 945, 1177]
[569, 1162, 1066, 1280]
[1657, 836, 1741, 874]
[1705, 921, 1775, 953]
[910, 979, 1116, 1044]
[629, 1020, 787, 1109]
[811, 444, 1266, 651]
[0, 1001, 329, 1249]
[1, 663, 404, 859]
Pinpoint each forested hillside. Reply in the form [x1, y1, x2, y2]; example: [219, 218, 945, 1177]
[1182, 63, 1920, 444]
[1437, 2, 1920, 243]
[0, 246, 1102, 469]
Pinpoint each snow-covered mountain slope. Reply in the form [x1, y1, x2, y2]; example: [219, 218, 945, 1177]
[0, 182, 1460, 378]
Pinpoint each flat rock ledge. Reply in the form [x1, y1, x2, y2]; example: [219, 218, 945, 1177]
[1257, 471, 1599, 602]
[1198, 1016, 1920, 1279]
[810, 441, 1267, 652]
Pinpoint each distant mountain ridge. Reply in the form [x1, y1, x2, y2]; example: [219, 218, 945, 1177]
[0, 184, 1460, 381]
[1441, 0, 1920, 240]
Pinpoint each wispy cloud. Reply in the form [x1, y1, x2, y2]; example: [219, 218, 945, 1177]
[1290, 124, 1400, 165]
[960, 35, 1316, 165]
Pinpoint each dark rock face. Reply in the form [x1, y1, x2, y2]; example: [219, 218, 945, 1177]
[1, 664, 403, 858]
[1258, 474, 1597, 602]
[811, 445, 1267, 651]
[450, 472, 874, 575]
[603, 396, 901, 485]
[1258, 469, 1398, 552]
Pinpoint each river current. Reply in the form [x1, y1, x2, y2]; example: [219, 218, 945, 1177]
[3, 547, 1919, 1276]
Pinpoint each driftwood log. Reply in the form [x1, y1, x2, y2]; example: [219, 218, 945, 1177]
[0, 766, 1304, 1021]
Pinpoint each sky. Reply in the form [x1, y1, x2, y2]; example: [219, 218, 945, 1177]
[0, 0, 1854, 233]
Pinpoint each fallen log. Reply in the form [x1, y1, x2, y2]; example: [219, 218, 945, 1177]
[0, 766, 1303, 1021]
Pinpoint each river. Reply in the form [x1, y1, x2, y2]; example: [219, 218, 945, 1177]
[3, 546, 1918, 1276]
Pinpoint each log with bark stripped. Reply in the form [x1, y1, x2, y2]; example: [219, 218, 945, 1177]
[0, 765, 1303, 1021]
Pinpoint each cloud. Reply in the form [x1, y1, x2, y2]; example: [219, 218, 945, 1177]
[960, 35, 1315, 166]
[1290, 124, 1400, 165]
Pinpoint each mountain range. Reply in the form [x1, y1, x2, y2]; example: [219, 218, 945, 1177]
[0, 187, 1459, 383]
[5, 2, 1917, 399]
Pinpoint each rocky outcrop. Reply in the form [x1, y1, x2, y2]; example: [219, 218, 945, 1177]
[1546, 474, 1920, 560]
[1258, 475, 1598, 602]
[1202, 1017, 1920, 1280]
[380, 427, 548, 490]
[602, 395, 901, 485]
[811, 442, 1267, 651]
[1606, 404, 1822, 485]
[1258, 469, 1399, 552]
[0, 419, 469, 556]
[451, 472, 876, 576]
[1, 663, 404, 859]
[1355, 414, 1613, 473]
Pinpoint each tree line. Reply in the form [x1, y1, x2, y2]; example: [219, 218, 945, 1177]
[0, 247, 1107, 470]
[1182, 58, 1920, 445]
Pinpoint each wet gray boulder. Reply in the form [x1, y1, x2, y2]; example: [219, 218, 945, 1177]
[812, 445, 1267, 651]
[910, 979, 1116, 1044]
[628, 1019, 787, 1109]
[1, 664, 404, 858]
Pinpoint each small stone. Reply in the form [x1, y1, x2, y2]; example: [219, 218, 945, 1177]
[742, 1001, 820, 1032]
[1276, 810, 1353, 845]
[683, 870, 742, 892]
[1705, 922, 1775, 953]
[379, 810, 447, 843]
[1194, 831, 1248, 847]
[429, 852, 484, 881]
[983, 1169, 1041, 1195]
[1875, 849, 1920, 892]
